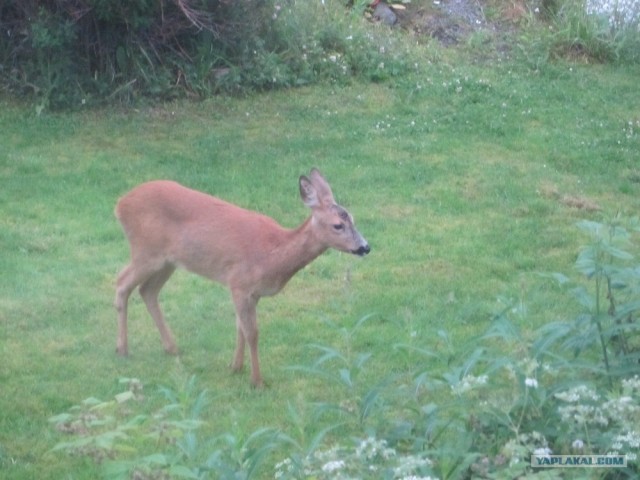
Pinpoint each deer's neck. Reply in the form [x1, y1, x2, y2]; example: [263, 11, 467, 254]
[259, 217, 328, 296]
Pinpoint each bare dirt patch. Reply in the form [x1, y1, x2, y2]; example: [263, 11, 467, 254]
[386, 0, 533, 46]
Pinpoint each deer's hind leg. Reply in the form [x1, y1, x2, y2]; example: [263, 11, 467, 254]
[139, 264, 177, 354]
[115, 258, 172, 355]
[115, 263, 144, 356]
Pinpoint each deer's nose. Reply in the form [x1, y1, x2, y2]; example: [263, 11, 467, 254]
[354, 244, 370, 256]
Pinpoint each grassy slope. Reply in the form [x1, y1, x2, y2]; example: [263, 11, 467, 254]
[1, 59, 639, 478]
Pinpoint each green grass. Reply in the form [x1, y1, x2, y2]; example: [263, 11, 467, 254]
[1, 56, 640, 478]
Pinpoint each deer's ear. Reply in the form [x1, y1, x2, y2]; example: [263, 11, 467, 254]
[299, 175, 319, 208]
[309, 169, 335, 201]
[308, 168, 325, 183]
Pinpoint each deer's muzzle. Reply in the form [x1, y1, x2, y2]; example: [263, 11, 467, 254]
[353, 244, 371, 256]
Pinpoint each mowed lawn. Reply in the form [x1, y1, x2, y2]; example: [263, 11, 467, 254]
[1, 60, 640, 478]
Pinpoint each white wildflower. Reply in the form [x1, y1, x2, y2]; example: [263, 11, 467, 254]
[528, 431, 545, 443]
[534, 447, 552, 456]
[525, 378, 538, 389]
[623, 375, 640, 393]
[274, 458, 293, 478]
[555, 385, 599, 403]
[614, 431, 640, 449]
[393, 454, 432, 476]
[356, 436, 396, 461]
[321, 460, 345, 473]
[400, 477, 439, 480]
[519, 358, 539, 376]
[451, 374, 488, 395]
[602, 395, 639, 422]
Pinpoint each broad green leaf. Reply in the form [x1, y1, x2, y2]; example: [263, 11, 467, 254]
[169, 465, 199, 479]
[115, 390, 135, 403]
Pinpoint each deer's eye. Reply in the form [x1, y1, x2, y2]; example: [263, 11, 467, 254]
[333, 223, 345, 231]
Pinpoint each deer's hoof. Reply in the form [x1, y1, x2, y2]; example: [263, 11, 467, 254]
[164, 346, 179, 356]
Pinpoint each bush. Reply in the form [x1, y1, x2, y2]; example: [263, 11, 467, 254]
[280, 216, 640, 479]
[0, 0, 414, 110]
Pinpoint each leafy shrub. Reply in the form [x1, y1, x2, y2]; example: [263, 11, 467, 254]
[0, 0, 415, 109]
[284, 216, 640, 479]
[49, 375, 296, 479]
[274, 436, 436, 479]
[49, 376, 209, 478]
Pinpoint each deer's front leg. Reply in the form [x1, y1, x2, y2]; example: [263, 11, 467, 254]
[231, 322, 245, 372]
[231, 290, 263, 388]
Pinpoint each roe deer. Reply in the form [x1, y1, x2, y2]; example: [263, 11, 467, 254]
[114, 168, 370, 387]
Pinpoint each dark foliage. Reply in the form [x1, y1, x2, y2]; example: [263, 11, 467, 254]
[0, 0, 267, 107]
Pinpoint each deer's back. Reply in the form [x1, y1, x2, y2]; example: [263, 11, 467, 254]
[115, 180, 287, 283]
